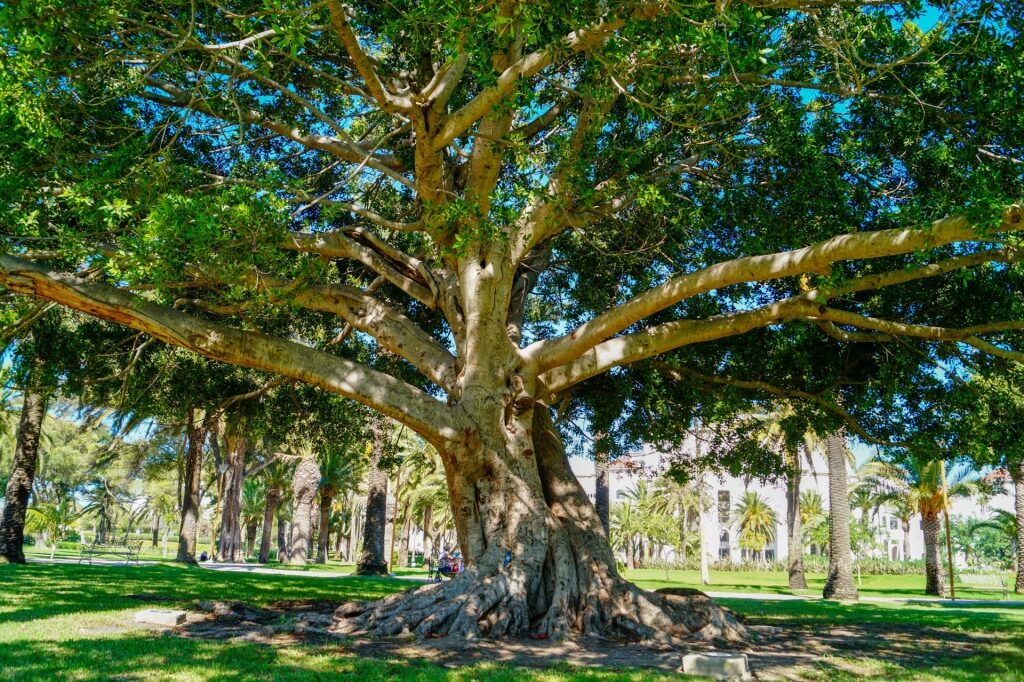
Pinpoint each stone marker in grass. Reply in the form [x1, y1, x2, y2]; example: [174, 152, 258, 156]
[680, 652, 752, 680]
[133, 609, 186, 627]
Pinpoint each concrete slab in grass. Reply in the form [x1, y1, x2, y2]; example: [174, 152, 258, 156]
[680, 651, 752, 680]
[133, 609, 186, 627]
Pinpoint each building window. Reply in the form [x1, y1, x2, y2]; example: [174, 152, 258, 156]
[719, 530, 730, 559]
[890, 519, 898, 530]
[717, 491, 731, 525]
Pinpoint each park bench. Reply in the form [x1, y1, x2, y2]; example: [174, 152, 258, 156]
[959, 572, 1009, 600]
[78, 540, 143, 565]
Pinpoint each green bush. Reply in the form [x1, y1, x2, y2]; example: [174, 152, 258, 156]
[640, 555, 926, 575]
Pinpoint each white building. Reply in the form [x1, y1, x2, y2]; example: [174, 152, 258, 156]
[570, 435, 1014, 564]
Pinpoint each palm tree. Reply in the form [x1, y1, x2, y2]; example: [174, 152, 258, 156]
[257, 459, 293, 563]
[799, 490, 829, 554]
[81, 478, 129, 543]
[972, 509, 1018, 571]
[317, 449, 361, 564]
[241, 478, 265, 558]
[26, 497, 82, 559]
[651, 472, 700, 563]
[752, 408, 821, 588]
[610, 500, 642, 569]
[822, 431, 858, 600]
[732, 491, 778, 563]
[619, 480, 673, 564]
[867, 456, 977, 596]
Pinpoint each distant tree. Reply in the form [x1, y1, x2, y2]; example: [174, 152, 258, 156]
[732, 491, 779, 563]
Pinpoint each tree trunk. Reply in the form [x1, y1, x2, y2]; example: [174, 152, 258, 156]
[257, 487, 281, 563]
[1011, 461, 1024, 594]
[921, 511, 947, 596]
[176, 410, 205, 564]
[0, 383, 48, 564]
[336, 408, 746, 642]
[245, 522, 258, 557]
[151, 516, 160, 548]
[594, 446, 610, 536]
[287, 457, 320, 565]
[786, 455, 807, 590]
[398, 500, 411, 567]
[317, 489, 334, 564]
[421, 503, 434, 566]
[902, 518, 911, 560]
[698, 502, 710, 585]
[216, 428, 246, 562]
[822, 431, 858, 600]
[276, 512, 289, 563]
[356, 416, 390, 575]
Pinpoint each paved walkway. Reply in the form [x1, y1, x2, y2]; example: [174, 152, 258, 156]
[28, 557, 159, 567]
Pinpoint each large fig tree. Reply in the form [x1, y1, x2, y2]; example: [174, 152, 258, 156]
[2, 0, 1023, 640]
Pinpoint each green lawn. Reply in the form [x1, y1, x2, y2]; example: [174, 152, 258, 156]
[2, 561, 1021, 681]
[622, 567, 1022, 602]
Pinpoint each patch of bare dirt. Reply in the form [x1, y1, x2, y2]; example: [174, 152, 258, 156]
[164, 599, 996, 679]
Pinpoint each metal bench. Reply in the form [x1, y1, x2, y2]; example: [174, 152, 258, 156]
[78, 540, 143, 565]
[959, 572, 1009, 599]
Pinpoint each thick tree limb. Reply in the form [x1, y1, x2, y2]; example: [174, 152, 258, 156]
[526, 206, 1024, 372]
[0, 254, 460, 444]
[284, 230, 436, 307]
[326, 1, 414, 115]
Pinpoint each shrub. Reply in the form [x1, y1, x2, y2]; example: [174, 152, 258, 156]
[635, 555, 926, 575]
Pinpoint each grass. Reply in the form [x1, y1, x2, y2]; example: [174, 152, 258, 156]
[622, 567, 1022, 602]
[2, 561, 1021, 681]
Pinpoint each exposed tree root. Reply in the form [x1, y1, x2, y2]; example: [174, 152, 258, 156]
[331, 572, 745, 644]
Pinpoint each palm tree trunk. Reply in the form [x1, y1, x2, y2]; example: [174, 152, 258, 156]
[176, 409, 205, 564]
[398, 500, 411, 567]
[698, 502, 710, 585]
[0, 382, 49, 564]
[287, 458, 320, 565]
[276, 510, 289, 563]
[257, 488, 280, 563]
[594, 446, 610, 536]
[902, 518, 911, 560]
[421, 503, 434, 567]
[317, 490, 334, 564]
[1010, 461, 1024, 594]
[921, 511, 947, 596]
[245, 522, 258, 557]
[786, 461, 807, 589]
[822, 431, 858, 600]
[357, 416, 390, 575]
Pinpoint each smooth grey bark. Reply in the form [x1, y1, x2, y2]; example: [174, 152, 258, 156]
[922, 512, 947, 596]
[0, 384, 49, 563]
[176, 411, 205, 564]
[287, 457, 320, 565]
[902, 517, 912, 560]
[1013, 462, 1024, 594]
[786, 452, 807, 590]
[822, 432, 858, 600]
[356, 417, 390, 575]
[257, 487, 281, 563]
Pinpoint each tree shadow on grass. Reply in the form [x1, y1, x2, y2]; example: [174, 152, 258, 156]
[0, 563, 408, 626]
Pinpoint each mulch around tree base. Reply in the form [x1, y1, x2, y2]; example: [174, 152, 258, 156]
[139, 599, 991, 680]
